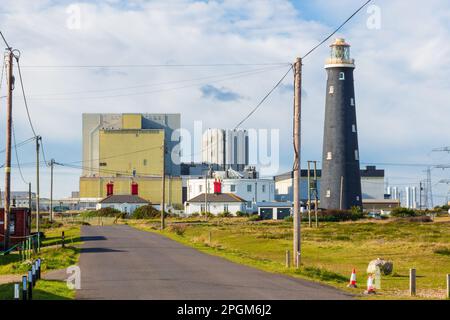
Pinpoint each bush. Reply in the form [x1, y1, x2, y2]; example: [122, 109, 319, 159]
[315, 209, 364, 222]
[130, 205, 161, 219]
[37, 218, 63, 229]
[190, 212, 200, 217]
[284, 215, 293, 222]
[201, 211, 214, 218]
[172, 203, 184, 210]
[218, 211, 232, 218]
[390, 207, 418, 218]
[248, 214, 261, 222]
[168, 223, 187, 236]
[236, 211, 249, 217]
[97, 207, 122, 217]
[406, 216, 432, 223]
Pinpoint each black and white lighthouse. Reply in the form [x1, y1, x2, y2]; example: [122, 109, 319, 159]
[320, 38, 362, 210]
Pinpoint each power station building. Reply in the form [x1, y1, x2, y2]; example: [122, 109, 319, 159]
[202, 128, 249, 171]
[320, 38, 362, 210]
[79, 113, 182, 207]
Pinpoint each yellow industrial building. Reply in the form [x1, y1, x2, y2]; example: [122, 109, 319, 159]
[79, 113, 182, 207]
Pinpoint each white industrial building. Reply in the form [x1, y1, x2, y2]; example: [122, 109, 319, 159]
[202, 128, 249, 171]
[274, 166, 386, 204]
[186, 170, 275, 213]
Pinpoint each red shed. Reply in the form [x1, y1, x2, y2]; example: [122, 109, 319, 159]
[0, 207, 31, 248]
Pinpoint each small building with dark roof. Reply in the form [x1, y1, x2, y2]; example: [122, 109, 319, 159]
[185, 193, 247, 216]
[96, 194, 149, 215]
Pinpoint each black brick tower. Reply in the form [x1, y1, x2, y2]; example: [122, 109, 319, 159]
[320, 38, 362, 210]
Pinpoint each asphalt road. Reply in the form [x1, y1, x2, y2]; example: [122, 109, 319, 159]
[76, 225, 352, 300]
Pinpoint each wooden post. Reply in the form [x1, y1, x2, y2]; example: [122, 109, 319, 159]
[3, 50, 14, 250]
[285, 250, 291, 268]
[410, 268, 416, 296]
[36, 136, 41, 252]
[307, 161, 311, 227]
[161, 139, 166, 230]
[296, 251, 301, 269]
[313, 161, 319, 228]
[208, 231, 211, 244]
[293, 57, 302, 267]
[61, 231, 65, 248]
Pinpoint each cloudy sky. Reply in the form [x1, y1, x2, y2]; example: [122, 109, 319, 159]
[0, 0, 449, 204]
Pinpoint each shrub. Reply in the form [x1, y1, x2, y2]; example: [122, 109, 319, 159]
[218, 211, 232, 218]
[406, 216, 432, 223]
[201, 211, 214, 218]
[284, 215, 293, 222]
[316, 209, 364, 222]
[168, 223, 187, 236]
[96, 207, 122, 217]
[236, 211, 249, 217]
[131, 205, 161, 219]
[434, 247, 450, 256]
[390, 207, 418, 218]
[248, 214, 261, 222]
[190, 212, 200, 217]
[38, 219, 63, 229]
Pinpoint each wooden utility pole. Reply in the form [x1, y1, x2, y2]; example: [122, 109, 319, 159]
[293, 57, 302, 267]
[160, 139, 166, 230]
[3, 50, 13, 250]
[36, 136, 41, 250]
[49, 159, 55, 222]
[307, 161, 312, 227]
[313, 161, 319, 228]
[28, 183, 32, 213]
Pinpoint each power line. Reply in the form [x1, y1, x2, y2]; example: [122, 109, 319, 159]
[14, 54, 37, 137]
[0, 136, 35, 154]
[302, 0, 372, 59]
[234, 66, 293, 129]
[0, 30, 11, 50]
[26, 65, 286, 102]
[19, 62, 290, 69]
[12, 123, 29, 185]
[24, 66, 284, 98]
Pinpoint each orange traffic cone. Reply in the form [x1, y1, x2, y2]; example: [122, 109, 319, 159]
[347, 268, 357, 288]
[364, 274, 376, 295]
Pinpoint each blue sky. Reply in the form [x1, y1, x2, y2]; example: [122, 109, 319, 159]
[1, 0, 450, 204]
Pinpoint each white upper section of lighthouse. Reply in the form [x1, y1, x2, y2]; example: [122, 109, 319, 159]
[325, 38, 355, 69]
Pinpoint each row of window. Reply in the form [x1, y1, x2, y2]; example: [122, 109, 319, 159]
[198, 184, 268, 193]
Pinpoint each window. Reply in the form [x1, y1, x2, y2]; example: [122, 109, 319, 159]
[199, 185, 203, 193]
[356, 196, 360, 201]
[262, 185, 266, 193]
[99, 162, 107, 167]
[326, 190, 331, 198]
[355, 150, 359, 161]
[352, 124, 356, 133]
[329, 86, 334, 94]
[339, 72, 345, 80]
[327, 152, 333, 160]
[350, 98, 355, 106]
[230, 184, 236, 192]
[143, 159, 147, 166]
[224, 204, 229, 213]
[247, 184, 252, 192]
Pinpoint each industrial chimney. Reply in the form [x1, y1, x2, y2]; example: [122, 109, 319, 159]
[131, 182, 139, 195]
[320, 38, 362, 210]
[213, 179, 222, 194]
[106, 182, 114, 196]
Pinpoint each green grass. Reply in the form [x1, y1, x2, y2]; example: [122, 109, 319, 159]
[0, 225, 81, 275]
[128, 217, 450, 300]
[0, 280, 74, 300]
